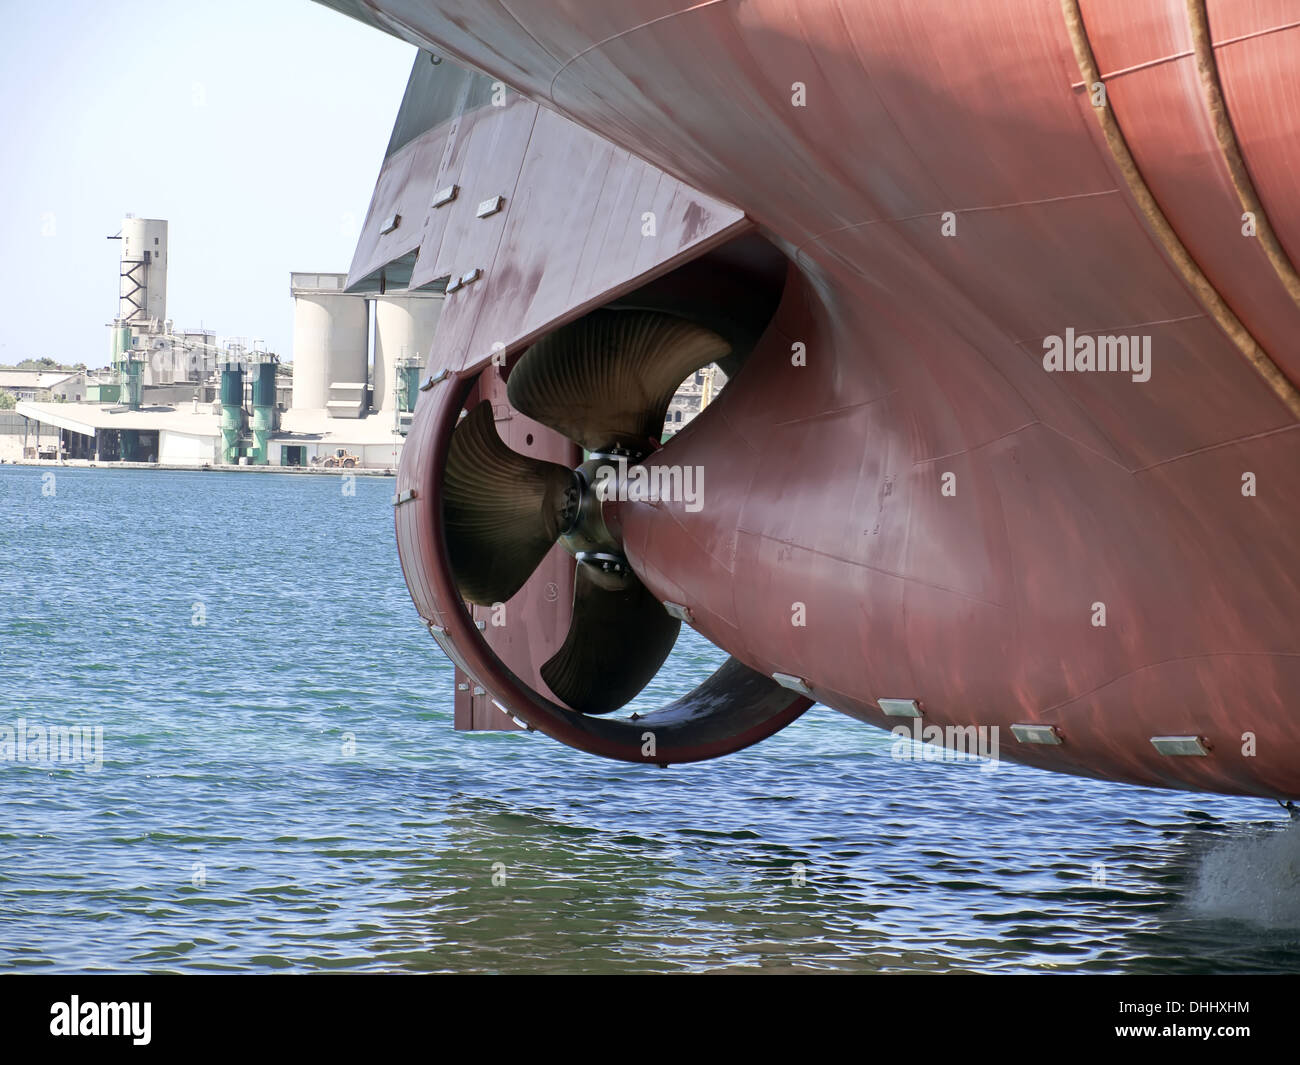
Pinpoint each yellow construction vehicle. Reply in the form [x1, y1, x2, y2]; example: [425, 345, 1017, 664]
[321, 448, 360, 469]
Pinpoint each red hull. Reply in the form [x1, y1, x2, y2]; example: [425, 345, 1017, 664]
[328, 1, 1300, 797]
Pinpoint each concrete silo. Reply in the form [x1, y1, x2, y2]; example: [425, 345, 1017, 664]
[373, 295, 443, 412]
[119, 217, 168, 325]
[289, 273, 368, 414]
[108, 217, 168, 409]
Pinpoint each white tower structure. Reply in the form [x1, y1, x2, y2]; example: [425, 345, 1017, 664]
[289, 273, 369, 415]
[373, 295, 443, 411]
[118, 217, 168, 326]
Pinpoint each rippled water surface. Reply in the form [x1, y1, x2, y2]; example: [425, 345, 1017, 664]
[2, 465, 1298, 973]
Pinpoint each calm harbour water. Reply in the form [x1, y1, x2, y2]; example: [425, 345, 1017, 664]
[1, 464, 1297, 974]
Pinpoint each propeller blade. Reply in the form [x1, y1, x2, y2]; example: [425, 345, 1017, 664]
[507, 310, 730, 453]
[443, 402, 578, 606]
[541, 563, 681, 714]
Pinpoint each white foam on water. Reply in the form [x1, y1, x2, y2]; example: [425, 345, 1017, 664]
[1188, 821, 1300, 927]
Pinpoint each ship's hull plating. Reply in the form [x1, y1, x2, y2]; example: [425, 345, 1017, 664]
[328, 1, 1300, 797]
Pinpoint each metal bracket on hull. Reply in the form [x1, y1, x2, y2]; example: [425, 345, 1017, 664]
[663, 601, 694, 623]
[1010, 723, 1063, 745]
[1150, 735, 1211, 757]
[878, 698, 923, 718]
[421, 369, 450, 391]
[772, 673, 813, 698]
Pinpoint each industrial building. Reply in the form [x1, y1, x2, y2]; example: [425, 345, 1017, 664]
[10, 218, 443, 468]
[663, 364, 725, 436]
[0, 369, 89, 404]
[6, 214, 714, 466]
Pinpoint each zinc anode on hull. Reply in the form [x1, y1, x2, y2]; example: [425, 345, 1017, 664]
[342, 1, 1300, 796]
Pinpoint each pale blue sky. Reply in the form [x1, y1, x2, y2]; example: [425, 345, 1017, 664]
[0, 0, 415, 367]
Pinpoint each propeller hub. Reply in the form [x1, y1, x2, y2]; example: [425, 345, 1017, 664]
[560, 454, 628, 565]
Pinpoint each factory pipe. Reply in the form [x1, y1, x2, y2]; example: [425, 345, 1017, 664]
[397, 359, 422, 413]
[251, 359, 277, 465]
[219, 361, 244, 465]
